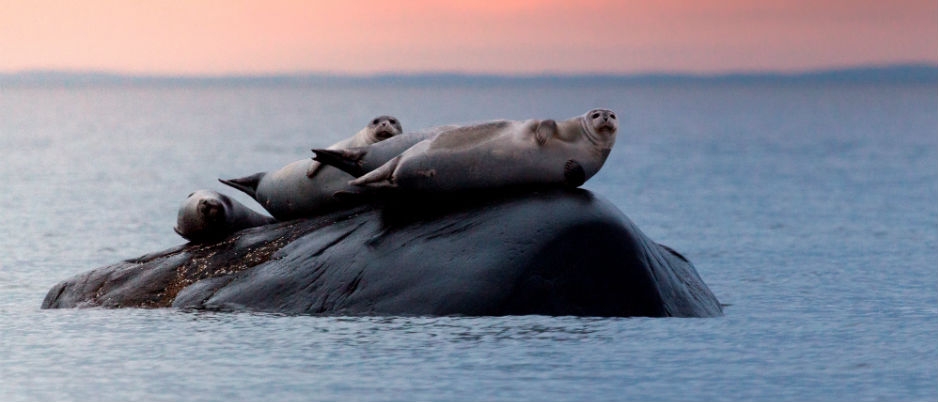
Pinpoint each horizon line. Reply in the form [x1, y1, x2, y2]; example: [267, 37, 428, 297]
[2, 63, 935, 84]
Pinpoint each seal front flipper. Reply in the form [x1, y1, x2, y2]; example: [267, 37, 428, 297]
[332, 188, 371, 203]
[535, 119, 558, 145]
[563, 159, 586, 187]
[348, 154, 401, 189]
[312, 148, 368, 178]
[218, 172, 265, 199]
[305, 160, 324, 179]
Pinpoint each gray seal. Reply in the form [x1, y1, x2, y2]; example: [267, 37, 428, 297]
[174, 189, 276, 242]
[327, 109, 618, 192]
[219, 116, 403, 220]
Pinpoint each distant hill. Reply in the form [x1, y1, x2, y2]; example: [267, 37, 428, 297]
[1, 64, 935, 87]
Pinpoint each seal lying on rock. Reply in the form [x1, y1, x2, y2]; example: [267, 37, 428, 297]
[309, 124, 461, 178]
[313, 109, 618, 192]
[305, 115, 402, 178]
[219, 116, 403, 220]
[174, 189, 275, 242]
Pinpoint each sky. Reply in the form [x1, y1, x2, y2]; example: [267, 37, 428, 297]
[1, 0, 936, 75]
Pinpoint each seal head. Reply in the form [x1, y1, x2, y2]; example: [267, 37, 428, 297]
[368, 115, 403, 142]
[174, 189, 275, 242]
[581, 108, 618, 148]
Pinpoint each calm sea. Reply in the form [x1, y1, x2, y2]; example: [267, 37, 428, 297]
[1, 79, 935, 401]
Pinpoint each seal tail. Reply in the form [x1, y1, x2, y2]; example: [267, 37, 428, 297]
[312, 148, 368, 178]
[218, 172, 265, 199]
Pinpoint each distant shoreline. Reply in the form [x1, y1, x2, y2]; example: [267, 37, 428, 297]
[2, 64, 935, 87]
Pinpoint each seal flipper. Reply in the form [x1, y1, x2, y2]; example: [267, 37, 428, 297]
[218, 172, 265, 199]
[348, 154, 401, 189]
[332, 188, 368, 202]
[563, 159, 586, 187]
[312, 148, 368, 178]
[535, 119, 558, 145]
[306, 160, 324, 178]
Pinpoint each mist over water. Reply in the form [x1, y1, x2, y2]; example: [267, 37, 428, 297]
[1, 79, 935, 401]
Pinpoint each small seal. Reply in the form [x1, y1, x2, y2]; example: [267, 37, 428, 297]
[174, 189, 276, 242]
[328, 109, 618, 192]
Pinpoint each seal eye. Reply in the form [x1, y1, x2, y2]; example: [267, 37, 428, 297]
[389, 119, 397, 125]
[609, 113, 616, 120]
[372, 118, 380, 125]
[591, 112, 600, 119]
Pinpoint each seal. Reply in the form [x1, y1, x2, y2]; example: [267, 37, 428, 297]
[174, 189, 276, 242]
[322, 109, 618, 192]
[306, 115, 402, 178]
[311, 124, 460, 178]
[219, 116, 404, 220]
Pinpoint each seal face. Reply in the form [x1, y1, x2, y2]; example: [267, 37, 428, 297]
[219, 116, 404, 220]
[174, 189, 275, 242]
[582, 109, 618, 149]
[344, 109, 619, 192]
[367, 115, 403, 142]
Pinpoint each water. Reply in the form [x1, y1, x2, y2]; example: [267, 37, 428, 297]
[1, 80, 935, 401]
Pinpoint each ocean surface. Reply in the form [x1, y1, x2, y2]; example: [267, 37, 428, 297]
[1, 78, 935, 401]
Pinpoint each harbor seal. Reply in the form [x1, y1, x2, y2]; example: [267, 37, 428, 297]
[306, 115, 402, 178]
[174, 189, 276, 242]
[319, 109, 618, 192]
[311, 124, 461, 178]
[219, 116, 403, 220]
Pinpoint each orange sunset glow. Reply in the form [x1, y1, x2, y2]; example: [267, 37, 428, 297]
[1, 0, 936, 75]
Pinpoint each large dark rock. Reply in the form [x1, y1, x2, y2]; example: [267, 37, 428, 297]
[42, 189, 722, 317]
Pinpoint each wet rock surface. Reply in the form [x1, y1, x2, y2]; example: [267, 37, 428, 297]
[42, 189, 723, 317]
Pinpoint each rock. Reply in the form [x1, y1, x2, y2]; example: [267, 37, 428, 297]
[41, 189, 723, 317]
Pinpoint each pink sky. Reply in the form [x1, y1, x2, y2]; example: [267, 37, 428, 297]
[1, 0, 935, 75]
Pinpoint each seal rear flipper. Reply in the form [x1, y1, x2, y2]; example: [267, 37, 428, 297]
[312, 148, 368, 178]
[218, 172, 265, 199]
